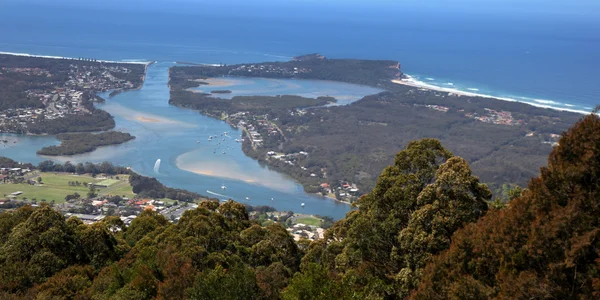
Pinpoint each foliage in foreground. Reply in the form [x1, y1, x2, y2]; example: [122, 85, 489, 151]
[2, 112, 600, 299]
[413, 112, 600, 299]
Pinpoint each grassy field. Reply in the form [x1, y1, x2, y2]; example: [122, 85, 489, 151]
[295, 216, 323, 227]
[95, 178, 120, 186]
[0, 172, 134, 203]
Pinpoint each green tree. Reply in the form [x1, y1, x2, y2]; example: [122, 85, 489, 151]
[87, 186, 97, 199]
[301, 139, 490, 297]
[185, 264, 258, 300]
[414, 112, 600, 299]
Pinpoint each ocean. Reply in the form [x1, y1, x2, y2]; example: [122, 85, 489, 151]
[2, 0, 599, 111]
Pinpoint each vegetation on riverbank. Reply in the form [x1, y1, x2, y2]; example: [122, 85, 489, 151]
[36, 131, 135, 156]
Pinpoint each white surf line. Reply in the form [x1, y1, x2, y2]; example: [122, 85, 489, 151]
[395, 76, 590, 115]
[0, 51, 151, 65]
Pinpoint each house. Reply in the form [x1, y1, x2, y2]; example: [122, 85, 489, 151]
[64, 213, 105, 224]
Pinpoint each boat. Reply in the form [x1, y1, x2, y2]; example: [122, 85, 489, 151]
[245, 197, 250, 201]
[221, 184, 226, 190]
[222, 151, 226, 154]
[301, 203, 305, 207]
[271, 197, 274, 201]
[196, 140, 200, 143]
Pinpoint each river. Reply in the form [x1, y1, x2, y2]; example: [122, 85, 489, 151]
[0, 62, 382, 219]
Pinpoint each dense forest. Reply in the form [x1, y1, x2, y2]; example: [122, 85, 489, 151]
[128, 173, 202, 203]
[170, 91, 336, 117]
[0, 112, 599, 298]
[37, 131, 135, 156]
[0, 112, 599, 299]
[168, 54, 401, 90]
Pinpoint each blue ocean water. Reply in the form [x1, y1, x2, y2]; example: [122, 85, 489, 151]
[1, 0, 599, 110]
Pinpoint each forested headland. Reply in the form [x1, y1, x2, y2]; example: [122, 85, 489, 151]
[0, 111, 599, 298]
[36, 131, 135, 156]
[169, 55, 582, 199]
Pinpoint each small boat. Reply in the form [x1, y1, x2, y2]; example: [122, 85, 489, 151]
[245, 197, 250, 201]
[271, 198, 274, 201]
[301, 203, 305, 207]
[221, 184, 226, 190]
[222, 151, 226, 154]
[196, 140, 200, 143]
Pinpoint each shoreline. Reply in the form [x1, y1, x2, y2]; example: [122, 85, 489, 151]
[0, 50, 153, 65]
[393, 76, 590, 115]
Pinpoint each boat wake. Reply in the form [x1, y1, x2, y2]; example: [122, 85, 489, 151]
[206, 190, 230, 198]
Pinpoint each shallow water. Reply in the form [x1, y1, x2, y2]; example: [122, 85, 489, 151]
[0, 63, 382, 219]
[193, 77, 383, 105]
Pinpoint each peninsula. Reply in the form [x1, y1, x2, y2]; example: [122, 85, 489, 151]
[36, 131, 135, 156]
[169, 54, 582, 201]
[0, 53, 149, 135]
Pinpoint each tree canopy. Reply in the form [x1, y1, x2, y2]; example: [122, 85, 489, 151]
[414, 112, 600, 299]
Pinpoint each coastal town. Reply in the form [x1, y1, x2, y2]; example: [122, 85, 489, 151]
[0, 54, 147, 133]
[0, 167, 329, 241]
[222, 109, 361, 204]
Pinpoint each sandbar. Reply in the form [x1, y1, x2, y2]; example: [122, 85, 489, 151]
[194, 78, 251, 87]
[175, 152, 296, 192]
[135, 116, 161, 123]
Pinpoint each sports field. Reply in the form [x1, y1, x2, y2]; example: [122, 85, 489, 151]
[0, 172, 134, 203]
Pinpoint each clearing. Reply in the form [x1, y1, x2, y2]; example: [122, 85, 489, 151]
[0, 172, 134, 203]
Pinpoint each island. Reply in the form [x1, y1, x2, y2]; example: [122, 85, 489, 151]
[36, 131, 135, 156]
[210, 90, 232, 94]
[0, 53, 150, 135]
[169, 54, 582, 201]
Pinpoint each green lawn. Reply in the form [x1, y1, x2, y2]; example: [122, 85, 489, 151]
[295, 216, 323, 227]
[0, 172, 133, 203]
[95, 178, 120, 187]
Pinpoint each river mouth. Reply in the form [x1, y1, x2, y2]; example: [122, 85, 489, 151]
[0, 62, 384, 219]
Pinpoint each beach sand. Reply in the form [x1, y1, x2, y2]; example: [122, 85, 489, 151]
[135, 116, 161, 123]
[193, 78, 250, 87]
[175, 154, 295, 192]
[391, 78, 589, 115]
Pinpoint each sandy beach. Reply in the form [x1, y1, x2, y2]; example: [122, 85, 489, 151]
[0, 51, 151, 65]
[175, 153, 295, 192]
[193, 78, 250, 87]
[392, 77, 589, 115]
[135, 116, 161, 123]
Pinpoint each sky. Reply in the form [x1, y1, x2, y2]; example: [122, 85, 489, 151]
[9, 0, 600, 16]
